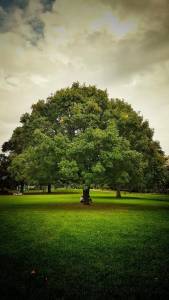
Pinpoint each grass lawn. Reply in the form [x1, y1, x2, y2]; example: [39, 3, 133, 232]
[0, 190, 169, 299]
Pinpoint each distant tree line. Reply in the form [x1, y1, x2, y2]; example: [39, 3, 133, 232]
[1, 83, 169, 202]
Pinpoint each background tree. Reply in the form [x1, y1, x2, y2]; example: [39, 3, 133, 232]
[0, 154, 17, 193]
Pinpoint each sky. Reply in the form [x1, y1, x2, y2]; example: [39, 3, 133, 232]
[0, 0, 169, 154]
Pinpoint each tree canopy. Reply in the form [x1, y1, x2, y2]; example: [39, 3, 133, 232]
[2, 82, 167, 201]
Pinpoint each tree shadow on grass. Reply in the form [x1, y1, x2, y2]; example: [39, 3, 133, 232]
[95, 195, 169, 202]
[1, 201, 169, 212]
[24, 191, 80, 195]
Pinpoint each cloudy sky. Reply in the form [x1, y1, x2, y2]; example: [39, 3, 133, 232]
[0, 0, 169, 154]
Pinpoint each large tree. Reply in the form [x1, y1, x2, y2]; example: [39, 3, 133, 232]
[59, 122, 144, 202]
[3, 82, 166, 199]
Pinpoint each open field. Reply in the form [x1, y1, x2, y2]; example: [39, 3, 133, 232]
[0, 191, 169, 299]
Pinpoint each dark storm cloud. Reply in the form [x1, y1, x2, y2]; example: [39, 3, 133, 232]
[0, 7, 7, 32]
[0, 0, 55, 12]
[0, 0, 55, 38]
[0, 0, 28, 10]
[41, 0, 55, 12]
[28, 17, 45, 41]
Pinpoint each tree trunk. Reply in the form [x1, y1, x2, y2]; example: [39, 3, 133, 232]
[116, 188, 121, 198]
[80, 186, 92, 205]
[47, 184, 51, 194]
[20, 182, 24, 193]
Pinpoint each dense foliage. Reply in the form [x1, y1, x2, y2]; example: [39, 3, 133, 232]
[2, 83, 168, 200]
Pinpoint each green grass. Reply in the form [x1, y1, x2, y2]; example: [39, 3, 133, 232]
[0, 190, 169, 299]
